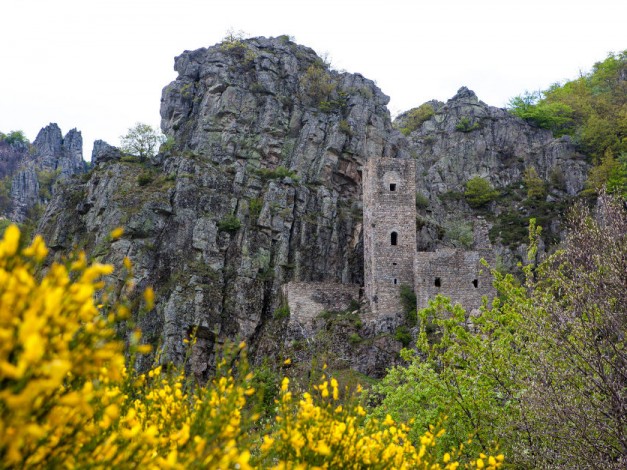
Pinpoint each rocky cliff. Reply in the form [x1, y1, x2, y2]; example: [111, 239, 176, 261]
[396, 87, 588, 265]
[0, 123, 86, 221]
[39, 36, 407, 375]
[36, 37, 590, 376]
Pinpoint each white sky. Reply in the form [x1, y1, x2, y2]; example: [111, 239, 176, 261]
[0, 0, 624, 159]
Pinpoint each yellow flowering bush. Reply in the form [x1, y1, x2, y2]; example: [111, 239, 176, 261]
[0, 225, 504, 468]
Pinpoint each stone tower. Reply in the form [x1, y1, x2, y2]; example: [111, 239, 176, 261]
[363, 157, 417, 318]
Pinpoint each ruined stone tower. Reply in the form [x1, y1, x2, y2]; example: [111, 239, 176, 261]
[363, 157, 417, 318]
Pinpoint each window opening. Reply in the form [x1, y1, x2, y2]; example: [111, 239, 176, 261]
[390, 183, 396, 191]
[391, 232, 398, 245]
[472, 279, 478, 288]
[434, 277, 441, 287]
[393, 278, 397, 285]
[392, 262, 397, 266]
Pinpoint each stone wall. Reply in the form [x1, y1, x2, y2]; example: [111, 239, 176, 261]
[363, 157, 416, 318]
[414, 248, 494, 313]
[283, 282, 361, 339]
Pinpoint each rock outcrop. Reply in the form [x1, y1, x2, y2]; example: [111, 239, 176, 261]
[396, 87, 588, 263]
[38, 36, 405, 373]
[36, 38, 590, 376]
[3, 123, 86, 221]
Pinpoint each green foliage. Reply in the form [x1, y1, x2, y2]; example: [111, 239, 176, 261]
[394, 326, 412, 347]
[273, 304, 290, 319]
[338, 119, 353, 136]
[415, 192, 430, 209]
[136, 171, 154, 187]
[522, 166, 546, 199]
[0, 130, 28, 145]
[159, 135, 176, 153]
[299, 63, 337, 106]
[0, 177, 12, 214]
[120, 123, 165, 161]
[399, 284, 417, 326]
[455, 117, 481, 133]
[444, 219, 474, 248]
[508, 91, 574, 135]
[36, 169, 60, 201]
[396, 104, 435, 136]
[583, 150, 627, 197]
[256, 165, 299, 182]
[249, 197, 263, 220]
[508, 51, 627, 160]
[373, 199, 627, 467]
[348, 332, 363, 345]
[463, 176, 499, 208]
[217, 214, 242, 233]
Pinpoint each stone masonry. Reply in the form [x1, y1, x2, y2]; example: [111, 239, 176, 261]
[363, 156, 495, 319]
[363, 157, 417, 319]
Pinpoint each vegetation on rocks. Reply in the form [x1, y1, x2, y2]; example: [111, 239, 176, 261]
[508, 51, 627, 196]
[463, 176, 499, 208]
[371, 195, 627, 468]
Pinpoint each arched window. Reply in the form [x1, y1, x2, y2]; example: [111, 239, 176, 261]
[391, 232, 398, 245]
[472, 279, 478, 288]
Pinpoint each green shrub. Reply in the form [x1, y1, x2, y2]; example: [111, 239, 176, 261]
[455, 117, 482, 133]
[137, 172, 154, 187]
[249, 197, 263, 220]
[444, 219, 474, 248]
[300, 64, 337, 105]
[415, 192, 430, 209]
[394, 326, 412, 347]
[0, 130, 28, 145]
[397, 104, 434, 136]
[338, 120, 353, 136]
[464, 176, 499, 208]
[273, 304, 290, 319]
[523, 166, 546, 199]
[256, 165, 299, 181]
[217, 214, 242, 232]
[348, 333, 363, 345]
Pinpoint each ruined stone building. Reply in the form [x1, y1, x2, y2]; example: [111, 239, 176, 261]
[286, 156, 495, 336]
[363, 157, 494, 321]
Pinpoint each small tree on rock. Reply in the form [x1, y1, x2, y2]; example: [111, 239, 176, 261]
[120, 123, 164, 161]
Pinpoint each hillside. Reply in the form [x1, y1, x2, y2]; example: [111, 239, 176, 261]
[30, 36, 610, 377]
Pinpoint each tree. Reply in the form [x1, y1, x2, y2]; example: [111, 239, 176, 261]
[464, 176, 499, 208]
[119, 123, 164, 161]
[371, 196, 627, 467]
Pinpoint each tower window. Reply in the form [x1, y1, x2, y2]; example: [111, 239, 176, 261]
[391, 232, 398, 245]
[472, 279, 478, 288]
[393, 278, 397, 285]
[434, 277, 441, 287]
[390, 183, 396, 191]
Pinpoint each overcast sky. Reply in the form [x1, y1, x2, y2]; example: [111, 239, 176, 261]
[0, 0, 624, 159]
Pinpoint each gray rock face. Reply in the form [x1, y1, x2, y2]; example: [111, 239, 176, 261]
[36, 39, 591, 375]
[92, 140, 123, 166]
[7, 123, 86, 221]
[39, 36, 403, 368]
[397, 87, 589, 258]
[403, 87, 587, 198]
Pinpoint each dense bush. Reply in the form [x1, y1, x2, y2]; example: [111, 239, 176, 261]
[508, 51, 626, 162]
[396, 104, 435, 136]
[372, 196, 627, 468]
[217, 214, 242, 232]
[0, 226, 502, 468]
[464, 176, 499, 208]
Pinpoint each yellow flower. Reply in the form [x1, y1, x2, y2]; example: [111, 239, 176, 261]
[143, 287, 154, 310]
[110, 227, 124, 240]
